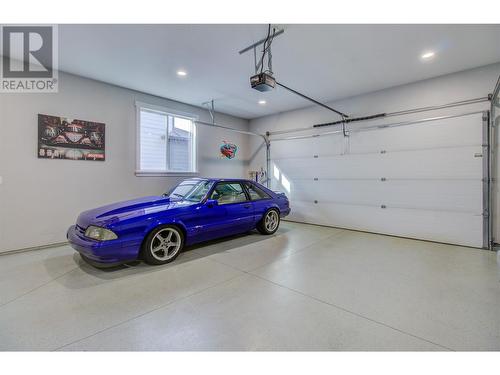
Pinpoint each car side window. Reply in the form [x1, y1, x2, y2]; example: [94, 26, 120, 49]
[210, 182, 248, 205]
[245, 183, 271, 201]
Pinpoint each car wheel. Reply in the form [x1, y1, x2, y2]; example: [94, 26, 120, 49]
[142, 225, 184, 265]
[257, 209, 280, 235]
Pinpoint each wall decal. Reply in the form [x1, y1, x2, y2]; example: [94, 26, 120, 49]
[38, 114, 105, 161]
[220, 140, 238, 159]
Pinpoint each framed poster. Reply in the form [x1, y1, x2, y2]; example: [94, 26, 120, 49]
[38, 114, 105, 161]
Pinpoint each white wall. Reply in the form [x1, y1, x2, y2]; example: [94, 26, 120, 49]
[0, 72, 251, 252]
[249, 63, 500, 244]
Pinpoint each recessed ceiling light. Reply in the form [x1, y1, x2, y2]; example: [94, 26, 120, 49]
[177, 70, 187, 76]
[258, 100, 267, 105]
[421, 51, 435, 60]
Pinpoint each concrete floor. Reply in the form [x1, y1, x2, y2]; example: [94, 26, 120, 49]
[0, 221, 499, 351]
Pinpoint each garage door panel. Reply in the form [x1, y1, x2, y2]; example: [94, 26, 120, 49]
[287, 180, 383, 205]
[288, 201, 483, 248]
[377, 180, 482, 213]
[284, 180, 482, 213]
[274, 147, 482, 180]
[272, 114, 483, 159]
[271, 112, 486, 248]
[272, 136, 344, 158]
[350, 113, 483, 153]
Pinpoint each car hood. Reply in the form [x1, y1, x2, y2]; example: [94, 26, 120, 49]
[76, 195, 193, 228]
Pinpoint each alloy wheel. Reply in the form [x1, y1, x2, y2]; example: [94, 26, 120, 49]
[150, 227, 182, 261]
[264, 210, 279, 232]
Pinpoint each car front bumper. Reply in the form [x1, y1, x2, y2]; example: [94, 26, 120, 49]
[67, 225, 139, 265]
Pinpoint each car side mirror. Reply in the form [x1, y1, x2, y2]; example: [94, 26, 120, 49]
[206, 199, 219, 208]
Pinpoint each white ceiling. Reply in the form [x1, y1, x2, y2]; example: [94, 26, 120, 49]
[58, 24, 500, 119]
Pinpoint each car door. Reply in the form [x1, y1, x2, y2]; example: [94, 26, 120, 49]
[198, 181, 254, 240]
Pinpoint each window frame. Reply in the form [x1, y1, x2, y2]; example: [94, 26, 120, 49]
[135, 101, 199, 177]
[208, 181, 250, 206]
[244, 182, 272, 201]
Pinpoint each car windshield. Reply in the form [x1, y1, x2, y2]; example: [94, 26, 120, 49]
[166, 180, 213, 202]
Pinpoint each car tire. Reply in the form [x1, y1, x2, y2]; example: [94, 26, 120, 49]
[142, 225, 185, 265]
[257, 208, 280, 235]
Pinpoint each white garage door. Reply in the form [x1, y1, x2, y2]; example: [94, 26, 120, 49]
[270, 111, 489, 248]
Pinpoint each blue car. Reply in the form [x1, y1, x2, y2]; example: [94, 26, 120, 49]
[67, 178, 290, 267]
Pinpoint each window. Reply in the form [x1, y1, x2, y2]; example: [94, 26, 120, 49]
[137, 103, 197, 175]
[210, 182, 248, 205]
[167, 179, 213, 202]
[245, 182, 271, 201]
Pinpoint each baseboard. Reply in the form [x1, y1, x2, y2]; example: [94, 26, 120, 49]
[0, 241, 69, 256]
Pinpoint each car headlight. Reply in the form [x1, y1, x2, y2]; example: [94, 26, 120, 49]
[84, 226, 118, 241]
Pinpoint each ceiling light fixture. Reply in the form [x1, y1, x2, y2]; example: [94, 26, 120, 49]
[177, 70, 187, 76]
[258, 100, 267, 105]
[421, 51, 435, 60]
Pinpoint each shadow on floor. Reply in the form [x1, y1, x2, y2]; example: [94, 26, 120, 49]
[45, 227, 291, 285]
